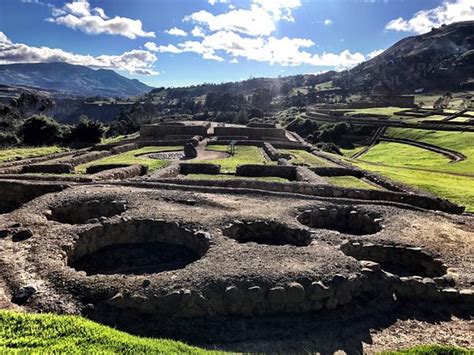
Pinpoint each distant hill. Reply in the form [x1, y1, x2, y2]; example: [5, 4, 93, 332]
[0, 62, 154, 98]
[336, 21, 474, 93]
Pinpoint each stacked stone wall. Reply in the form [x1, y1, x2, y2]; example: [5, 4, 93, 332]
[236, 164, 297, 180]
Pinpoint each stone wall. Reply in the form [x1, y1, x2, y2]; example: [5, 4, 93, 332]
[142, 178, 463, 214]
[236, 164, 297, 180]
[140, 124, 209, 140]
[92, 165, 147, 180]
[263, 143, 281, 161]
[110, 143, 138, 154]
[86, 164, 130, 174]
[21, 163, 74, 174]
[60, 151, 111, 167]
[214, 126, 287, 140]
[0, 180, 69, 213]
[180, 163, 221, 175]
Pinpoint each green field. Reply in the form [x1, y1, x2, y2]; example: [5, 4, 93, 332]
[383, 344, 472, 355]
[327, 176, 380, 190]
[0, 310, 211, 354]
[343, 106, 408, 117]
[280, 149, 336, 167]
[202, 145, 271, 173]
[75, 146, 182, 173]
[185, 174, 288, 183]
[339, 127, 474, 211]
[0, 146, 67, 163]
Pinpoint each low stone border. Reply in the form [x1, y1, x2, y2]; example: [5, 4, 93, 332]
[180, 163, 221, 175]
[110, 143, 138, 154]
[92, 165, 148, 180]
[236, 164, 297, 180]
[21, 163, 74, 174]
[263, 142, 281, 161]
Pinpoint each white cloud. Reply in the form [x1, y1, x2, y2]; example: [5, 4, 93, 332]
[149, 30, 366, 69]
[229, 58, 239, 64]
[0, 31, 158, 75]
[209, 0, 227, 4]
[385, 0, 474, 34]
[48, 0, 155, 39]
[191, 26, 206, 38]
[165, 27, 187, 36]
[184, 0, 301, 37]
[367, 49, 385, 59]
[324, 19, 333, 26]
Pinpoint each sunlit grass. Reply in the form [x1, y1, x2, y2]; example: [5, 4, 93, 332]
[0, 146, 67, 163]
[327, 176, 380, 190]
[201, 145, 271, 173]
[280, 149, 336, 167]
[75, 146, 182, 173]
[0, 310, 213, 354]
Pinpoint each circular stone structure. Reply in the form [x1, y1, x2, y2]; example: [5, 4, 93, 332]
[0, 184, 471, 342]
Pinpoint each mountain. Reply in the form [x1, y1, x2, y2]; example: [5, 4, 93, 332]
[335, 21, 474, 93]
[0, 62, 154, 98]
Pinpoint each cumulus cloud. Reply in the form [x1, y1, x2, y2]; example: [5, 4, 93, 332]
[209, 0, 227, 4]
[47, 0, 155, 39]
[0, 31, 158, 75]
[191, 26, 206, 38]
[324, 19, 333, 26]
[184, 0, 301, 37]
[147, 30, 365, 69]
[385, 0, 474, 34]
[165, 27, 187, 36]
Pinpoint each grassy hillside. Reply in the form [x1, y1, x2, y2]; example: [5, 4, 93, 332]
[340, 127, 474, 211]
[0, 310, 212, 354]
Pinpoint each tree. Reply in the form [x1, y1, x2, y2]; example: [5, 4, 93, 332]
[21, 115, 61, 146]
[67, 116, 105, 144]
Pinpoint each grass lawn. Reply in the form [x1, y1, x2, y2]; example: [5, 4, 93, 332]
[343, 107, 408, 118]
[202, 145, 271, 173]
[0, 146, 67, 163]
[356, 161, 474, 211]
[184, 174, 288, 183]
[0, 310, 212, 354]
[327, 176, 380, 190]
[280, 149, 336, 167]
[359, 142, 452, 171]
[382, 344, 472, 355]
[341, 146, 365, 158]
[384, 128, 474, 175]
[75, 146, 183, 173]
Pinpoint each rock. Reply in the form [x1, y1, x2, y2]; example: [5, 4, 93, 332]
[12, 285, 37, 305]
[142, 279, 151, 288]
[360, 260, 381, 271]
[325, 296, 338, 310]
[246, 286, 264, 303]
[0, 229, 10, 239]
[85, 218, 99, 224]
[267, 286, 286, 304]
[184, 143, 198, 158]
[223, 285, 240, 304]
[308, 281, 331, 301]
[12, 229, 33, 242]
[286, 282, 305, 303]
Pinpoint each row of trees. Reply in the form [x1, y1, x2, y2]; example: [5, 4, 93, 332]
[0, 112, 105, 148]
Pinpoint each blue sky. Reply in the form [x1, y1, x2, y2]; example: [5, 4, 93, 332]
[0, 0, 472, 87]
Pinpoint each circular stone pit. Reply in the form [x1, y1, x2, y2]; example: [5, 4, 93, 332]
[46, 199, 127, 224]
[144, 151, 185, 160]
[67, 219, 210, 275]
[223, 220, 312, 246]
[297, 205, 383, 235]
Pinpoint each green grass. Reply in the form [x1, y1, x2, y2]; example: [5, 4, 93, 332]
[355, 162, 474, 211]
[327, 176, 380, 190]
[381, 344, 472, 355]
[201, 145, 272, 173]
[0, 310, 213, 354]
[0, 146, 67, 163]
[344, 106, 408, 118]
[360, 142, 452, 170]
[75, 146, 183, 173]
[385, 128, 474, 175]
[185, 174, 288, 183]
[280, 149, 336, 167]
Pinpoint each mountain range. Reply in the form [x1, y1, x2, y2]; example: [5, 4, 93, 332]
[0, 62, 153, 98]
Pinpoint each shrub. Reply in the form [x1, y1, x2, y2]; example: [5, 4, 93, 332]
[21, 115, 61, 146]
[67, 116, 105, 144]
